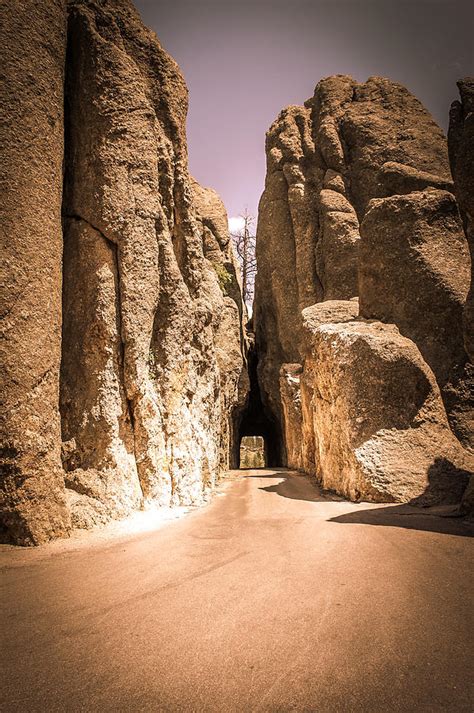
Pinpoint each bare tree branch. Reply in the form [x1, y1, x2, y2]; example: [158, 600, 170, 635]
[231, 208, 257, 307]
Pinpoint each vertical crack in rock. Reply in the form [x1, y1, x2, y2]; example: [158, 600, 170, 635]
[57, 0, 248, 531]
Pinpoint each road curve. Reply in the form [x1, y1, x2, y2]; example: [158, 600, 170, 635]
[1, 468, 473, 712]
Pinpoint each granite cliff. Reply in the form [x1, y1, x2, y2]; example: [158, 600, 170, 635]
[1, 1, 472, 545]
[254, 75, 473, 504]
[1, 0, 248, 545]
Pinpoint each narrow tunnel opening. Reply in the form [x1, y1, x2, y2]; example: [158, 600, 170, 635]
[235, 336, 283, 468]
[240, 436, 266, 469]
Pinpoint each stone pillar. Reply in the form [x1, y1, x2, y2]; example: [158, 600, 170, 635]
[0, 0, 70, 544]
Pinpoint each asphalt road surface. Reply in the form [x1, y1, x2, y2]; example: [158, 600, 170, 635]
[1, 468, 473, 712]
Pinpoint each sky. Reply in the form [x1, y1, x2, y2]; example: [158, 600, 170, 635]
[135, 0, 473, 224]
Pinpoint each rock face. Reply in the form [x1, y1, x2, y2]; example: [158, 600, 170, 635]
[359, 190, 468, 384]
[449, 78, 474, 363]
[300, 306, 471, 503]
[0, 0, 71, 545]
[1, 0, 247, 544]
[255, 75, 472, 504]
[254, 75, 465, 441]
[359, 189, 472, 447]
[279, 364, 304, 471]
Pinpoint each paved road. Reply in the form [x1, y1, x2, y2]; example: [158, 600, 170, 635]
[1, 469, 473, 712]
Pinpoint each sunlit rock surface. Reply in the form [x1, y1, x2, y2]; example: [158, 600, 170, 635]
[1, 0, 247, 544]
[240, 436, 265, 469]
[360, 189, 472, 447]
[300, 307, 472, 503]
[255, 75, 472, 505]
[0, 0, 71, 545]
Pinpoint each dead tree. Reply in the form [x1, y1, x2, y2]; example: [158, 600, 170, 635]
[231, 209, 257, 307]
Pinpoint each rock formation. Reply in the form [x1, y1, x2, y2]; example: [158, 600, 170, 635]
[255, 75, 473, 504]
[1, 1, 472, 543]
[448, 77, 474, 510]
[1, 0, 248, 544]
[0, 0, 71, 545]
[299, 303, 470, 503]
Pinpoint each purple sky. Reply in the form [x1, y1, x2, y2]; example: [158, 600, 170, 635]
[135, 0, 473, 222]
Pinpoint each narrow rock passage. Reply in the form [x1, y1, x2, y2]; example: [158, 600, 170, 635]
[1, 469, 473, 712]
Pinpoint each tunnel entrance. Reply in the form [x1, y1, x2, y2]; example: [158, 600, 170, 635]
[235, 336, 283, 468]
[240, 436, 266, 469]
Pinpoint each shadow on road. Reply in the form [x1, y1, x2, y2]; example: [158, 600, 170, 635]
[329, 505, 474, 538]
[241, 469, 473, 536]
[243, 469, 341, 503]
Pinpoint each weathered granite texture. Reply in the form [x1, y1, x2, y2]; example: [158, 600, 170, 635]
[299, 304, 472, 503]
[254, 76, 463, 442]
[60, 0, 247, 527]
[1, 0, 247, 543]
[359, 189, 472, 448]
[255, 75, 472, 503]
[0, 0, 71, 545]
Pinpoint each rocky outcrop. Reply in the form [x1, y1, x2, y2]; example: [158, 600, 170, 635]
[359, 189, 468, 383]
[255, 75, 472, 504]
[359, 189, 473, 447]
[254, 75, 467, 443]
[300, 305, 472, 503]
[0, 0, 71, 545]
[449, 79, 474, 363]
[1, 0, 247, 544]
[61, 0, 247, 525]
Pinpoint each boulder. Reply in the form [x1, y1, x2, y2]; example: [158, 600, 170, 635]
[301, 316, 472, 503]
[359, 189, 472, 447]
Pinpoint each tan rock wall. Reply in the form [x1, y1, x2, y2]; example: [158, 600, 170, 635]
[1, 0, 247, 543]
[255, 75, 472, 504]
[255, 75, 472, 473]
[279, 364, 304, 471]
[359, 189, 473, 448]
[0, 0, 70, 544]
[61, 0, 247, 521]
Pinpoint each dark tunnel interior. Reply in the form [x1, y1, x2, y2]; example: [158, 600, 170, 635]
[236, 341, 283, 468]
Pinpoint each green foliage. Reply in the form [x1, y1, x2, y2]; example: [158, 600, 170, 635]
[212, 261, 233, 294]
